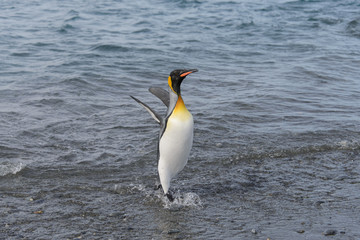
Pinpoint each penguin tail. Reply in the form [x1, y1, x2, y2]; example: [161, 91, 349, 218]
[130, 95, 162, 124]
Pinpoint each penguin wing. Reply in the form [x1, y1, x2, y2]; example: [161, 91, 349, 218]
[130, 96, 162, 124]
[149, 87, 169, 107]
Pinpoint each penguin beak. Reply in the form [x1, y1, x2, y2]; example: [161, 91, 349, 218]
[180, 69, 198, 77]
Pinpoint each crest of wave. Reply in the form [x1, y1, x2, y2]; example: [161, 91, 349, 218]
[0, 162, 25, 176]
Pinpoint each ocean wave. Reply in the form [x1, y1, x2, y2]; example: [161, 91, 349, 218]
[231, 139, 360, 163]
[0, 162, 25, 176]
[346, 18, 360, 38]
[91, 44, 130, 52]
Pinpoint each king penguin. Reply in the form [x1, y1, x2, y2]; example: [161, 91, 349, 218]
[130, 69, 198, 201]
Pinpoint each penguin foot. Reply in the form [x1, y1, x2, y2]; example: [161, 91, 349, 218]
[166, 192, 174, 202]
[156, 184, 174, 202]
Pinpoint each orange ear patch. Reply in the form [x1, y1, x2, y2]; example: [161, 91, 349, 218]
[168, 76, 175, 93]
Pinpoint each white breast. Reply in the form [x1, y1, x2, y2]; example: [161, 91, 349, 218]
[158, 111, 193, 194]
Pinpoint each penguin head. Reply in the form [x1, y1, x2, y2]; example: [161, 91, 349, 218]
[168, 69, 198, 95]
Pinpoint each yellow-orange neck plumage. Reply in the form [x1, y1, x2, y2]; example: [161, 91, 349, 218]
[172, 96, 192, 121]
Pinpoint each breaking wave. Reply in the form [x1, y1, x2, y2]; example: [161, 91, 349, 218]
[0, 162, 25, 176]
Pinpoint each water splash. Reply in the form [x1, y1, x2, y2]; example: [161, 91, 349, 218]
[114, 183, 203, 209]
[162, 191, 203, 209]
[0, 162, 25, 176]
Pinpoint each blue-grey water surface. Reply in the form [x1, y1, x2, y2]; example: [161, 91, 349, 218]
[1, 0, 360, 239]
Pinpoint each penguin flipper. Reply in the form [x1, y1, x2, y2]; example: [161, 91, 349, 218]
[149, 87, 169, 107]
[130, 96, 162, 124]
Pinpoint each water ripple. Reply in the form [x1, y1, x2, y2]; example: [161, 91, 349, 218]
[1, 0, 360, 238]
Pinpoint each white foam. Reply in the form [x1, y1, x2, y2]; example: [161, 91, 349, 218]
[338, 140, 359, 150]
[0, 162, 25, 176]
[338, 140, 349, 148]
